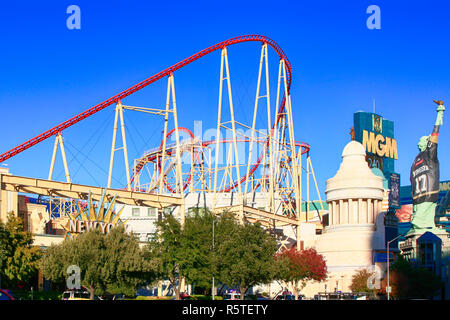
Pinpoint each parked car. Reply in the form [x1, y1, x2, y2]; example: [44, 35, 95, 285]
[180, 292, 195, 300]
[97, 293, 126, 300]
[223, 292, 241, 300]
[276, 293, 303, 300]
[0, 289, 15, 300]
[354, 293, 368, 300]
[61, 290, 91, 300]
[313, 292, 368, 300]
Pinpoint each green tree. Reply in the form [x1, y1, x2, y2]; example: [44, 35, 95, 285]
[381, 255, 412, 299]
[103, 226, 156, 296]
[380, 255, 443, 299]
[146, 213, 186, 300]
[147, 209, 229, 299]
[215, 215, 278, 300]
[147, 210, 284, 300]
[350, 268, 377, 296]
[0, 212, 42, 288]
[182, 209, 215, 294]
[40, 226, 155, 299]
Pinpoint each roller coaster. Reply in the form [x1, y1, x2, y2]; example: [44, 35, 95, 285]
[0, 35, 325, 248]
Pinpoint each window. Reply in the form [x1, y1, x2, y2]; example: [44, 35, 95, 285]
[187, 207, 208, 216]
[147, 208, 157, 218]
[187, 207, 197, 216]
[132, 208, 140, 217]
[418, 241, 438, 272]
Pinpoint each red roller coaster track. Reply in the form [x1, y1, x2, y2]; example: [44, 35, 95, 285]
[132, 125, 310, 194]
[0, 35, 291, 165]
[2, 34, 303, 194]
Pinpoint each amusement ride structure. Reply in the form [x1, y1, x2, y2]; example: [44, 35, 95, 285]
[0, 35, 325, 248]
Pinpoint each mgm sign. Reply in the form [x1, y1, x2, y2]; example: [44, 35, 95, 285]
[353, 111, 398, 177]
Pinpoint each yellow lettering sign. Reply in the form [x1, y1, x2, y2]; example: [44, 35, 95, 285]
[66, 219, 118, 234]
[362, 130, 398, 159]
[78, 220, 85, 233]
[375, 134, 385, 156]
[363, 130, 376, 154]
[384, 136, 398, 159]
[68, 220, 77, 233]
[440, 182, 449, 191]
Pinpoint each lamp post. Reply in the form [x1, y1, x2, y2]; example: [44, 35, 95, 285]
[386, 234, 402, 300]
[212, 218, 216, 301]
[386, 227, 432, 300]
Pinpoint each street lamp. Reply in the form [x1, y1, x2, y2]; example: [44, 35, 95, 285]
[212, 218, 216, 301]
[386, 227, 432, 300]
[386, 233, 403, 300]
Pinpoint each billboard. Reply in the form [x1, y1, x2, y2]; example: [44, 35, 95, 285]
[389, 173, 401, 209]
[353, 111, 397, 178]
[395, 204, 413, 223]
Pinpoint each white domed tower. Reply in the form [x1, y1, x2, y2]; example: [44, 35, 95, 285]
[326, 141, 385, 228]
[312, 141, 387, 293]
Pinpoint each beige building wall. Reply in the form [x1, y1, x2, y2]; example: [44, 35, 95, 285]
[0, 167, 18, 221]
[17, 195, 50, 234]
[34, 234, 64, 248]
[0, 167, 64, 247]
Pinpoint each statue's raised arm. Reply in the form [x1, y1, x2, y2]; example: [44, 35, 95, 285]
[409, 100, 445, 234]
[429, 99, 445, 144]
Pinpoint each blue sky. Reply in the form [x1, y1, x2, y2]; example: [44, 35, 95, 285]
[0, 0, 449, 198]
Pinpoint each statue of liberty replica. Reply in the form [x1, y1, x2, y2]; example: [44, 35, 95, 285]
[400, 100, 450, 300]
[409, 100, 445, 234]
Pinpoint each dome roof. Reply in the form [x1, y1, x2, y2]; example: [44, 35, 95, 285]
[342, 141, 366, 158]
[326, 141, 384, 201]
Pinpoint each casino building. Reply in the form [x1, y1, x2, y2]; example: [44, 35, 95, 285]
[1, 109, 448, 298]
[274, 111, 449, 298]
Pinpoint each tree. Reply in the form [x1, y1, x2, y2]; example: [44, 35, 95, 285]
[147, 210, 283, 300]
[146, 210, 218, 299]
[215, 215, 279, 300]
[380, 255, 443, 299]
[380, 255, 411, 299]
[103, 226, 157, 296]
[146, 209, 230, 299]
[182, 210, 215, 294]
[408, 267, 443, 299]
[146, 213, 186, 300]
[350, 268, 377, 296]
[275, 247, 327, 299]
[0, 212, 42, 288]
[40, 226, 155, 299]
